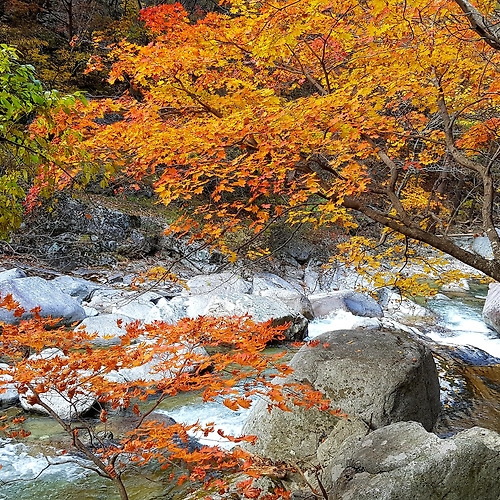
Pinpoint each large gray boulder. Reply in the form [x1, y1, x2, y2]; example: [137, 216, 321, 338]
[309, 291, 383, 318]
[253, 273, 314, 320]
[482, 282, 500, 333]
[289, 329, 440, 429]
[0, 276, 86, 325]
[243, 396, 368, 463]
[184, 293, 308, 341]
[19, 348, 96, 420]
[243, 328, 440, 461]
[322, 422, 500, 500]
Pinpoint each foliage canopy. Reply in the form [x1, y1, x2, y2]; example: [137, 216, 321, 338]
[32, 0, 500, 283]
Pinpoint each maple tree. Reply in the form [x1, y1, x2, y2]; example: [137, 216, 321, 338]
[0, 294, 336, 499]
[24, 0, 500, 288]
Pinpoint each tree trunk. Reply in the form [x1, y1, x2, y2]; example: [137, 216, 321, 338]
[112, 477, 129, 500]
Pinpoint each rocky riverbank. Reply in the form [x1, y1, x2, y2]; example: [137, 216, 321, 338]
[0, 255, 499, 499]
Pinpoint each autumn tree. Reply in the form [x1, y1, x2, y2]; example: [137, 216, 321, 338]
[0, 295, 334, 499]
[29, 0, 499, 287]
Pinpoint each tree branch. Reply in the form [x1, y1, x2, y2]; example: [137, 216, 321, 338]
[454, 0, 500, 51]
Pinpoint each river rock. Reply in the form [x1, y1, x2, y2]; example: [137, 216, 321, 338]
[470, 230, 500, 260]
[378, 288, 434, 323]
[0, 268, 26, 282]
[144, 297, 186, 324]
[0, 363, 18, 408]
[322, 422, 500, 500]
[183, 272, 252, 296]
[243, 328, 440, 462]
[280, 238, 315, 265]
[84, 288, 161, 313]
[112, 298, 156, 321]
[0, 276, 86, 325]
[482, 282, 500, 333]
[105, 342, 208, 383]
[292, 329, 441, 429]
[309, 291, 383, 318]
[49, 197, 139, 242]
[51, 275, 101, 303]
[307, 263, 374, 293]
[253, 273, 314, 319]
[19, 348, 96, 420]
[75, 313, 138, 345]
[244, 396, 368, 463]
[116, 229, 157, 257]
[441, 278, 470, 292]
[185, 293, 308, 341]
[160, 233, 224, 273]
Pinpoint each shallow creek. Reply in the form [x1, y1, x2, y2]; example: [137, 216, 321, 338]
[1, 289, 499, 500]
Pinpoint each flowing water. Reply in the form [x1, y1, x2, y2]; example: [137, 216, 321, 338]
[1, 289, 499, 499]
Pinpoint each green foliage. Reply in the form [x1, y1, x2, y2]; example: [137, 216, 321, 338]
[0, 44, 85, 238]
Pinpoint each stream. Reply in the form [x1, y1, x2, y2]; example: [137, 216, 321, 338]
[1, 288, 499, 500]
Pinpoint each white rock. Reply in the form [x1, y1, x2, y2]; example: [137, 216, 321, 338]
[51, 275, 101, 303]
[76, 313, 137, 345]
[0, 276, 86, 325]
[379, 289, 434, 323]
[0, 268, 26, 282]
[433, 293, 452, 301]
[83, 306, 99, 317]
[183, 272, 252, 297]
[470, 232, 500, 260]
[187, 293, 308, 341]
[309, 291, 383, 318]
[310, 264, 376, 293]
[253, 273, 313, 319]
[113, 300, 155, 321]
[441, 278, 470, 292]
[0, 363, 18, 408]
[144, 297, 186, 324]
[85, 289, 161, 313]
[482, 282, 500, 333]
[105, 343, 208, 383]
[253, 273, 303, 295]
